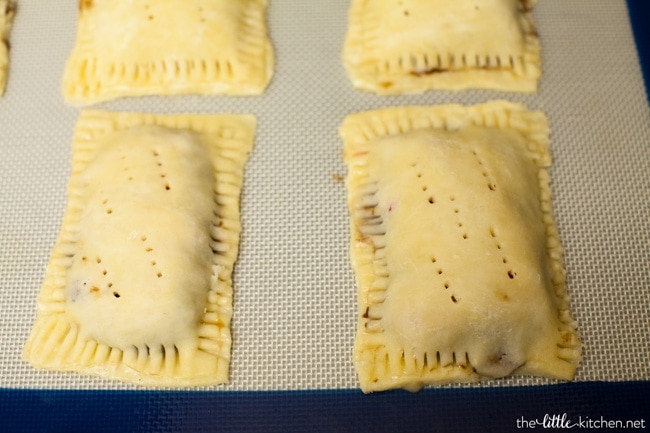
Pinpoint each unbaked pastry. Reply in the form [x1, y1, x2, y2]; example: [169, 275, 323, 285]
[23, 111, 256, 386]
[341, 101, 580, 392]
[0, 0, 16, 95]
[63, 0, 274, 104]
[343, 0, 540, 94]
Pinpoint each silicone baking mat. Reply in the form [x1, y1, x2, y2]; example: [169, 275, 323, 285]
[1, 0, 648, 431]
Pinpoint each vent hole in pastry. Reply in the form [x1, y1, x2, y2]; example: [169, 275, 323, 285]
[96, 257, 102, 264]
[444, 282, 450, 289]
[145, 247, 153, 252]
[451, 295, 458, 303]
[106, 208, 113, 214]
[430, 256, 436, 263]
[462, 233, 468, 239]
[102, 269, 107, 276]
[107, 282, 113, 288]
[507, 270, 516, 279]
[79, 0, 93, 11]
[428, 196, 435, 204]
[421, 185, 427, 191]
[156, 272, 163, 278]
[164, 183, 171, 191]
[488, 183, 497, 191]
[437, 269, 443, 275]
[151, 260, 156, 266]
[140, 235, 147, 242]
[113, 292, 120, 298]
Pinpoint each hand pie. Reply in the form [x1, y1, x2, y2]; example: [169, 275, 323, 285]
[23, 111, 256, 386]
[341, 101, 580, 393]
[343, 0, 540, 94]
[63, 0, 274, 104]
[0, 0, 16, 95]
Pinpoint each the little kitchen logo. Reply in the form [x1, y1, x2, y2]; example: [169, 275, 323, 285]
[517, 413, 646, 429]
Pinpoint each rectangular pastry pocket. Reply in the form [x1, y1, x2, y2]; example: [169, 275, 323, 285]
[343, 0, 540, 94]
[23, 111, 256, 386]
[0, 0, 16, 95]
[63, 0, 274, 104]
[341, 101, 581, 393]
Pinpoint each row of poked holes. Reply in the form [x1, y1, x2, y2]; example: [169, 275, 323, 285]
[143, 4, 208, 24]
[101, 198, 113, 215]
[152, 149, 172, 191]
[489, 227, 516, 279]
[141, 235, 163, 278]
[413, 162, 470, 241]
[472, 149, 497, 191]
[116, 152, 170, 191]
[430, 256, 458, 303]
[81, 255, 119, 298]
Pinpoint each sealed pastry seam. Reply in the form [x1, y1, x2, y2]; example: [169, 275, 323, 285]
[341, 101, 580, 393]
[343, 0, 540, 94]
[63, 0, 274, 104]
[23, 111, 256, 386]
[0, 0, 16, 95]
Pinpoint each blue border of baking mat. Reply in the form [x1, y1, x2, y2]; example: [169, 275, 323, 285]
[1, 2, 648, 432]
[627, 0, 650, 102]
[1, 382, 648, 432]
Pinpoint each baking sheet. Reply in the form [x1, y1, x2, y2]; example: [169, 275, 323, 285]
[0, 0, 648, 393]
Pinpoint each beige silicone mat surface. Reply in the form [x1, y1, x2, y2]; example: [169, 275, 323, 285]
[0, 0, 648, 390]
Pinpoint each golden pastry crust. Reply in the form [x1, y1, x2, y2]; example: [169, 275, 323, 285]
[63, 0, 274, 104]
[0, 0, 16, 95]
[23, 111, 256, 386]
[343, 0, 540, 94]
[341, 101, 580, 393]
